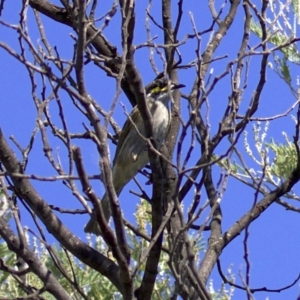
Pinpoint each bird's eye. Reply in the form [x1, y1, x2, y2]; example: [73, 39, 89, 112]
[159, 80, 167, 88]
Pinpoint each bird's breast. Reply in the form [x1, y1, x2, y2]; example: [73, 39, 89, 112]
[150, 101, 170, 144]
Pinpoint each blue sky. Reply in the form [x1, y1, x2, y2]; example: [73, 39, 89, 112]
[0, 1, 300, 299]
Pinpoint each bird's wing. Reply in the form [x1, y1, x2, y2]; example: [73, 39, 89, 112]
[113, 106, 147, 166]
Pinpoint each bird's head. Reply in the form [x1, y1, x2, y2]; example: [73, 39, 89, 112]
[145, 78, 185, 102]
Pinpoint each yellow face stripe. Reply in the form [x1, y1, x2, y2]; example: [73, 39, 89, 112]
[151, 85, 168, 95]
[151, 87, 161, 94]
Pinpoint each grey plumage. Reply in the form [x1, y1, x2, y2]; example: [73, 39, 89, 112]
[84, 79, 184, 235]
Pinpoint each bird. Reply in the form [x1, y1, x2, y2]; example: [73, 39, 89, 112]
[84, 77, 185, 235]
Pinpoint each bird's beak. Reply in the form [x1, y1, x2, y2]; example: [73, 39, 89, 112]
[171, 83, 185, 90]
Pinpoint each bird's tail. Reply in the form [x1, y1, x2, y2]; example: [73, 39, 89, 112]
[84, 193, 111, 236]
